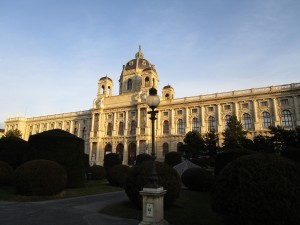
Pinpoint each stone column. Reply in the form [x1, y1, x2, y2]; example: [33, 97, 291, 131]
[200, 106, 205, 133]
[234, 102, 239, 119]
[170, 109, 175, 134]
[217, 104, 222, 132]
[137, 108, 140, 135]
[272, 98, 279, 126]
[252, 100, 259, 129]
[185, 107, 190, 132]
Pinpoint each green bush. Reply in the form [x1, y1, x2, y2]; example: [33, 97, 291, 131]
[212, 154, 300, 225]
[125, 161, 181, 209]
[108, 164, 130, 187]
[0, 136, 28, 169]
[89, 165, 106, 180]
[136, 153, 152, 165]
[281, 147, 300, 164]
[14, 160, 67, 196]
[0, 161, 14, 186]
[181, 167, 214, 191]
[191, 157, 210, 168]
[214, 148, 255, 176]
[164, 151, 182, 167]
[25, 129, 86, 188]
[103, 153, 121, 176]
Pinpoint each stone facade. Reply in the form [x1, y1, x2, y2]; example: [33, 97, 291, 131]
[5, 47, 300, 165]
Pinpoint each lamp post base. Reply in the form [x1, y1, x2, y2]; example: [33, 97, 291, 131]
[139, 187, 168, 225]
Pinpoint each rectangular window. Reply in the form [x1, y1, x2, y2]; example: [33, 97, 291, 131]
[131, 111, 136, 117]
[242, 103, 248, 109]
[224, 105, 231, 110]
[208, 107, 214, 112]
[280, 99, 289, 106]
[192, 108, 197, 113]
[261, 101, 268, 107]
[163, 111, 168, 116]
[177, 110, 183, 115]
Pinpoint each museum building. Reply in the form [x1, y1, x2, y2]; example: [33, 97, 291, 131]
[5, 47, 300, 165]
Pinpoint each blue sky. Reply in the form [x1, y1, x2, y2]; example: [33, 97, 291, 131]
[1, 0, 300, 129]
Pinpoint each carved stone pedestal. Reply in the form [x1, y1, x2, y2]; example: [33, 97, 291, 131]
[139, 187, 168, 225]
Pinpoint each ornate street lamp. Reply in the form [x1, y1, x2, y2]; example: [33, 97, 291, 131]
[145, 87, 160, 188]
[139, 87, 167, 225]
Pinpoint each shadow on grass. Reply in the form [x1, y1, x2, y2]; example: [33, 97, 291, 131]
[100, 189, 222, 225]
[0, 180, 123, 202]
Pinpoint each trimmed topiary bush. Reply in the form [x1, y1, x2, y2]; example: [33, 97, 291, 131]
[0, 161, 14, 186]
[25, 129, 86, 188]
[14, 159, 67, 196]
[214, 148, 255, 176]
[103, 153, 121, 174]
[164, 151, 182, 167]
[0, 136, 28, 169]
[90, 165, 106, 180]
[212, 154, 300, 225]
[281, 147, 300, 164]
[125, 161, 181, 209]
[136, 153, 152, 165]
[181, 167, 214, 191]
[107, 164, 130, 187]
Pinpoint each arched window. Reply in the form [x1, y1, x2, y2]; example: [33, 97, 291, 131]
[163, 143, 169, 156]
[74, 128, 78, 136]
[82, 127, 86, 139]
[108, 86, 111, 95]
[165, 93, 170, 100]
[262, 111, 272, 129]
[128, 143, 136, 165]
[177, 119, 185, 134]
[104, 144, 112, 155]
[243, 113, 253, 130]
[130, 120, 136, 135]
[208, 116, 216, 132]
[107, 123, 112, 136]
[118, 122, 124, 135]
[192, 118, 200, 132]
[225, 115, 231, 130]
[281, 110, 293, 127]
[145, 77, 150, 87]
[177, 142, 183, 152]
[116, 143, 124, 162]
[101, 85, 105, 94]
[163, 120, 169, 134]
[127, 79, 132, 90]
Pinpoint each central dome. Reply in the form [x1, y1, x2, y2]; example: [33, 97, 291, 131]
[123, 46, 156, 72]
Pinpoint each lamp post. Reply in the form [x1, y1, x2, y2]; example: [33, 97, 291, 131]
[146, 87, 160, 188]
[139, 87, 168, 225]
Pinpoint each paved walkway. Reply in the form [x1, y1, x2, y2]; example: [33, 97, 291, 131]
[0, 191, 140, 225]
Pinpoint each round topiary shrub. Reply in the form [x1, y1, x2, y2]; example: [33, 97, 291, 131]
[214, 148, 255, 176]
[0, 161, 14, 186]
[103, 153, 121, 175]
[181, 167, 214, 191]
[164, 151, 182, 167]
[136, 153, 153, 165]
[125, 161, 181, 209]
[212, 154, 300, 225]
[107, 164, 130, 187]
[14, 160, 67, 196]
[89, 165, 106, 180]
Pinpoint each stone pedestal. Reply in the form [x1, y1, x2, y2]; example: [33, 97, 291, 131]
[139, 187, 168, 225]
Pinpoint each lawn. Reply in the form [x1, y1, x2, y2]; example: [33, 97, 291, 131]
[0, 180, 123, 202]
[100, 189, 223, 225]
